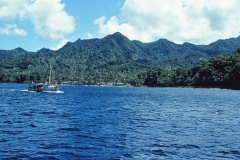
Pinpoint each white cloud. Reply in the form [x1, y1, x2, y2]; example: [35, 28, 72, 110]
[0, 24, 27, 36]
[85, 33, 94, 39]
[50, 39, 69, 50]
[94, 0, 240, 44]
[0, 0, 29, 21]
[94, 16, 135, 38]
[0, 0, 75, 41]
[24, 0, 75, 40]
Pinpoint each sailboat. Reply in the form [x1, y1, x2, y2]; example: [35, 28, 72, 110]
[28, 64, 64, 93]
[42, 64, 64, 93]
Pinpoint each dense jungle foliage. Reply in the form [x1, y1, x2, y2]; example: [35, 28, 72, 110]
[132, 49, 240, 89]
[0, 32, 240, 89]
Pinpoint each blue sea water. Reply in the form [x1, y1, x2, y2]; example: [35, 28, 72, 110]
[0, 84, 240, 159]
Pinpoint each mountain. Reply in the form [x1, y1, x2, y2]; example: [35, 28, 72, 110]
[0, 47, 30, 60]
[54, 32, 240, 68]
[0, 32, 240, 84]
[137, 49, 240, 89]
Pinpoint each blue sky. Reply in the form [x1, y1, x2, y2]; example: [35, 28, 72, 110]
[0, 0, 240, 51]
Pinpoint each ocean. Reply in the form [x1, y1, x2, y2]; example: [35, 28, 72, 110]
[0, 84, 240, 159]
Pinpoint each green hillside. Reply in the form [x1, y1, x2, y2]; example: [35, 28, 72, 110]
[134, 49, 240, 89]
[0, 32, 240, 87]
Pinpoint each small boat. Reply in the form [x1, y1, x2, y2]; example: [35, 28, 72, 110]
[28, 65, 64, 93]
[28, 83, 44, 92]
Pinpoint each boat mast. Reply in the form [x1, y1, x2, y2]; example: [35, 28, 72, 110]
[49, 64, 52, 84]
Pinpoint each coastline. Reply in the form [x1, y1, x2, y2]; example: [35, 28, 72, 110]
[0, 83, 236, 90]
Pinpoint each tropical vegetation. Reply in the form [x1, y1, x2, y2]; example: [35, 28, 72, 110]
[0, 32, 240, 89]
[132, 49, 240, 89]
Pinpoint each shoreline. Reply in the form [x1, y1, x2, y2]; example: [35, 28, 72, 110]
[0, 83, 237, 90]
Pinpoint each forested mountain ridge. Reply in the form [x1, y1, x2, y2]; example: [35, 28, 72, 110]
[54, 32, 240, 68]
[0, 47, 32, 60]
[0, 32, 240, 85]
[133, 49, 240, 89]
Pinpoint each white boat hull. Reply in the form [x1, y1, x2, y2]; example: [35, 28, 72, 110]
[42, 90, 64, 94]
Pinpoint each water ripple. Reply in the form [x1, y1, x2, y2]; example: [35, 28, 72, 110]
[0, 84, 240, 159]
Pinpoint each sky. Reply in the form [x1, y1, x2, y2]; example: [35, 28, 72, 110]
[0, 0, 240, 52]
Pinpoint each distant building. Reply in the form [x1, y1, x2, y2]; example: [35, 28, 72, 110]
[62, 81, 79, 85]
[115, 82, 124, 86]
